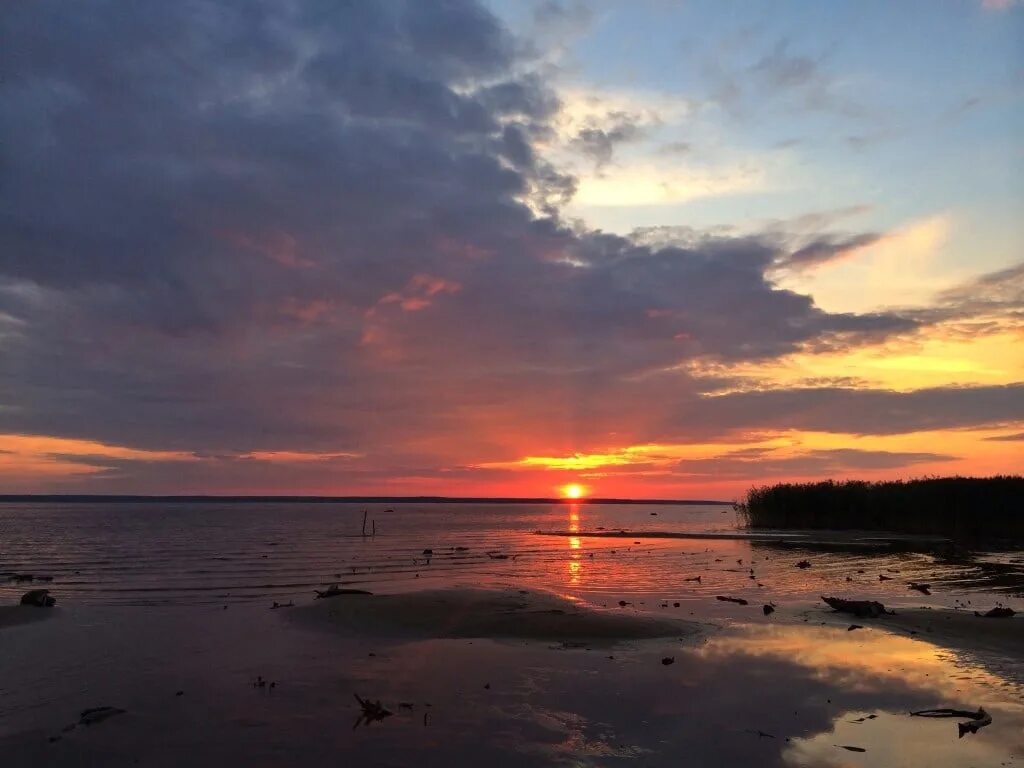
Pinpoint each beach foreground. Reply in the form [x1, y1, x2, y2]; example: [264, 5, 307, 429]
[2, 585, 1023, 768]
[1, 502, 1022, 766]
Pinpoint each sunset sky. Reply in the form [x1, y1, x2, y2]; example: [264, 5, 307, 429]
[1, 0, 1022, 498]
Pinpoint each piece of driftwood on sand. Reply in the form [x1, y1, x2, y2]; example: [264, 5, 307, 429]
[821, 596, 893, 618]
[910, 707, 992, 738]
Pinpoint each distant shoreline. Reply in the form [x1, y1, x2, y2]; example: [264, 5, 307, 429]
[0, 494, 732, 505]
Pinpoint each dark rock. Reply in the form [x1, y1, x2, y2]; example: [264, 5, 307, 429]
[975, 607, 1015, 618]
[20, 589, 55, 607]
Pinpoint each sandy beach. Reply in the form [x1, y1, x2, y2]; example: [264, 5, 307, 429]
[290, 587, 703, 643]
[2, 502, 1022, 767]
[0, 604, 57, 631]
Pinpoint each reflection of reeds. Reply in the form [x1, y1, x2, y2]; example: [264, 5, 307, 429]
[738, 476, 1024, 541]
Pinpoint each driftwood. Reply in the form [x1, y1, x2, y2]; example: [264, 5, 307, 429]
[908, 582, 931, 595]
[910, 707, 992, 738]
[716, 596, 749, 605]
[975, 607, 1015, 618]
[353, 694, 392, 728]
[314, 584, 372, 599]
[821, 596, 893, 618]
[79, 707, 126, 726]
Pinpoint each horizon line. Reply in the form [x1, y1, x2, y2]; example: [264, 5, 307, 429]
[0, 493, 734, 505]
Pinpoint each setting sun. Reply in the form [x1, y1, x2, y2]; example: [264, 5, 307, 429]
[561, 483, 586, 499]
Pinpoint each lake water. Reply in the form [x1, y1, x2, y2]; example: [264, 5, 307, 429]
[2, 501, 1022, 608]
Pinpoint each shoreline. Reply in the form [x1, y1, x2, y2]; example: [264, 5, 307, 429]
[535, 529, 953, 547]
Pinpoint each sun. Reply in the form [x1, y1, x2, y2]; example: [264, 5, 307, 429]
[561, 483, 586, 499]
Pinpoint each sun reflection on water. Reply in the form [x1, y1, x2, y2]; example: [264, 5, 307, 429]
[567, 503, 582, 584]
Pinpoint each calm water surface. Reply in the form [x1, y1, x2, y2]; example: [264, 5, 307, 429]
[1, 501, 1021, 607]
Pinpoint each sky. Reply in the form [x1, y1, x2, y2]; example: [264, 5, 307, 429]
[0, 0, 1022, 499]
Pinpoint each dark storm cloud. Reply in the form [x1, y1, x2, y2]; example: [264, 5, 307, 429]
[0, 0, 1003, 491]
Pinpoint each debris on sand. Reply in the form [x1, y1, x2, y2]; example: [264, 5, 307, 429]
[20, 589, 55, 607]
[974, 606, 1015, 618]
[79, 707, 126, 726]
[796, 560, 812, 569]
[835, 745, 866, 752]
[847, 624, 864, 631]
[716, 596, 749, 606]
[821, 596, 893, 618]
[354, 694, 392, 728]
[271, 601, 295, 609]
[684, 576, 701, 583]
[315, 585, 372, 599]
[661, 657, 675, 665]
[422, 548, 433, 556]
[762, 603, 776, 616]
[878, 574, 893, 581]
[910, 707, 992, 738]
[908, 583, 931, 595]
[487, 552, 510, 560]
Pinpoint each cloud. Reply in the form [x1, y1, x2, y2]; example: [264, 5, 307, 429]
[704, 36, 864, 120]
[670, 383, 1024, 438]
[981, 0, 1019, 10]
[0, 0, 1010, 494]
[674, 448, 954, 480]
[983, 432, 1024, 441]
[570, 113, 645, 169]
[776, 232, 885, 272]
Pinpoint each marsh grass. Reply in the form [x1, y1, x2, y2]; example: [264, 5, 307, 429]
[737, 476, 1024, 541]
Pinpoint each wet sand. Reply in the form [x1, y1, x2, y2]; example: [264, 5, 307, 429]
[2, 595, 1021, 768]
[0, 605, 56, 631]
[835, 606, 1024, 658]
[291, 587, 702, 643]
[1, 502, 1021, 766]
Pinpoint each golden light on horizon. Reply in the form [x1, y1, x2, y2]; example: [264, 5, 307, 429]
[562, 483, 586, 499]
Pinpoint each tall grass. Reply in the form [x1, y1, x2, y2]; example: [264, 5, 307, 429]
[737, 476, 1024, 541]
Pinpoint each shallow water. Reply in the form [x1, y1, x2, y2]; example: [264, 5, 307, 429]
[1, 501, 1022, 766]
[1, 501, 1021, 607]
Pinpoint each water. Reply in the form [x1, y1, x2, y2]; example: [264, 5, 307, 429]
[1, 501, 1021, 607]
